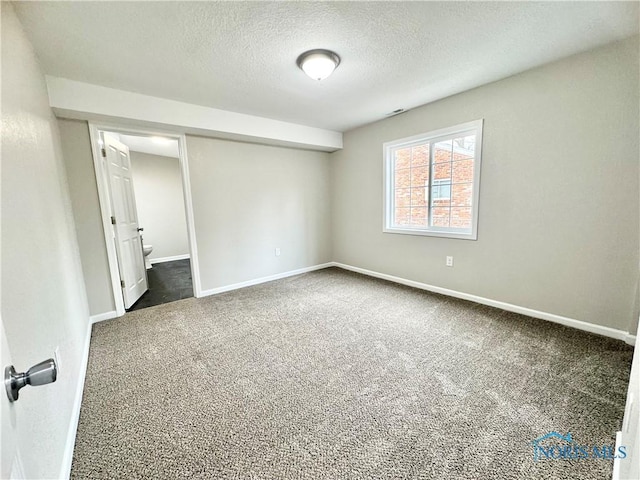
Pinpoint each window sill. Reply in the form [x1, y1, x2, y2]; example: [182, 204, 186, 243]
[383, 227, 477, 240]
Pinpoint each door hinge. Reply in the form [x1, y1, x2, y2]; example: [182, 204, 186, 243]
[101, 147, 106, 157]
[120, 280, 125, 288]
[111, 216, 116, 225]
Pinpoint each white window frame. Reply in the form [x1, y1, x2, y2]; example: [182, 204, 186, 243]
[383, 119, 483, 240]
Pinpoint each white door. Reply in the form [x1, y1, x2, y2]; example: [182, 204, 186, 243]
[103, 134, 148, 308]
[1, 321, 25, 479]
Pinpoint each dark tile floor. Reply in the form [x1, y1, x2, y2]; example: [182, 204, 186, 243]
[127, 259, 193, 311]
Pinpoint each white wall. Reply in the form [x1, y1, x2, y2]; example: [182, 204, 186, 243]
[1, 4, 90, 478]
[186, 136, 332, 292]
[331, 36, 639, 333]
[130, 151, 189, 262]
[59, 119, 116, 316]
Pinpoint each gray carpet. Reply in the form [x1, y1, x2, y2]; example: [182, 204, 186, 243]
[71, 267, 633, 479]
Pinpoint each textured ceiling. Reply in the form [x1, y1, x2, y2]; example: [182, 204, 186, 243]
[13, 2, 639, 132]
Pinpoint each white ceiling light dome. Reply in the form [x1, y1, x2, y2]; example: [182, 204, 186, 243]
[296, 49, 341, 81]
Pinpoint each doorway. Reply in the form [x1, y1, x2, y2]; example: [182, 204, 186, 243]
[89, 124, 201, 316]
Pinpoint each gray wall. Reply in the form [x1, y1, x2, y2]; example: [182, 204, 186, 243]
[55, 127, 333, 308]
[331, 37, 639, 332]
[53, 37, 638, 335]
[1, 4, 90, 478]
[130, 151, 189, 262]
[186, 136, 332, 291]
[59, 119, 116, 316]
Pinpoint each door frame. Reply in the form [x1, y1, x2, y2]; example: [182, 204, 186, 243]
[88, 122, 201, 316]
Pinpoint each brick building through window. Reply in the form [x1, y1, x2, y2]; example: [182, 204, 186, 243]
[384, 120, 483, 239]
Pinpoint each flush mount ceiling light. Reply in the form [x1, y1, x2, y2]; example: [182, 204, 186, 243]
[296, 49, 341, 81]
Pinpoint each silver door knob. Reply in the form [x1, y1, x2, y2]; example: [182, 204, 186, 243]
[5, 358, 57, 402]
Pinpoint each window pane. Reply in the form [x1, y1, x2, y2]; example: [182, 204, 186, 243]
[410, 207, 428, 227]
[431, 206, 450, 227]
[394, 168, 411, 189]
[452, 183, 473, 207]
[452, 159, 474, 183]
[410, 187, 427, 207]
[433, 139, 453, 164]
[395, 188, 410, 208]
[410, 166, 429, 186]
[431, 180, 451, 201]
[433, 161, 451, 181]
[395, 147, 411, 169]
[394, 207, 411, 226]
[450, 207, 472, 229]
[453, 135, 476, 159]
[411, 143, 429, 167]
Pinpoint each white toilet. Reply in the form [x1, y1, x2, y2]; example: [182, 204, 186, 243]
[143, 245, 153, 270]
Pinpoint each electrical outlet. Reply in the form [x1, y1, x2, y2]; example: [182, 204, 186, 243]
[446, 256, 454, 267]
[275, 248, 281, 257]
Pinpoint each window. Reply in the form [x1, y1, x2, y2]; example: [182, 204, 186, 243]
[383, 119, 483, 240]
[431, 179, 451, 202]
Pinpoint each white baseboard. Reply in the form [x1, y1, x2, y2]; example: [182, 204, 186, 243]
[331, 262, 636, 345]
[59, 323, 92, 479]
[199, 263, 334, 297]
[89, 310, 118, 324]
[150, 254, 190, 265]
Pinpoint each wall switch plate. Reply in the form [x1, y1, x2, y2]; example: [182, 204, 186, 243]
[275, 248, 281, 257]
[446, 256, 454, 267]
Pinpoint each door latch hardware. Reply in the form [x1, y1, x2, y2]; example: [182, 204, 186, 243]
[5, 359, 57, 402]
